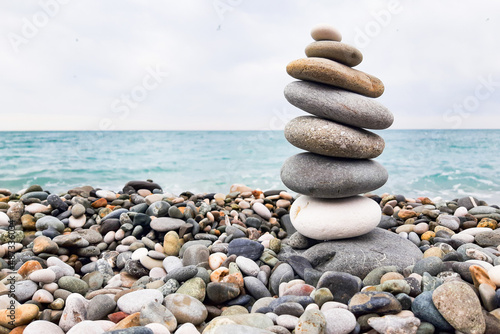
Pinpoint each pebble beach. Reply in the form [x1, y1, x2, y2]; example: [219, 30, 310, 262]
[2, 15, 499, 334]
[1, 181, 500, 334]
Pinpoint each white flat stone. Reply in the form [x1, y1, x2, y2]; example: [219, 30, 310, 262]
[452, 233, 475, 243]
[69, 215, 86, 229]
[488, 265, 500, 288]
[0, 212, 9, 227]
[458, 228, 493, 236]
[465, 260, 494, 271]
[290, 195, 381, 240]
[117, 289, 163, 314]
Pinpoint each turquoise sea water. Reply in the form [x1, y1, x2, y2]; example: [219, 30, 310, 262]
[1, 130, 499, 204]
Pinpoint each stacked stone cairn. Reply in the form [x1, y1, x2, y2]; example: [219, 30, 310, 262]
[281, 24, 395, 240]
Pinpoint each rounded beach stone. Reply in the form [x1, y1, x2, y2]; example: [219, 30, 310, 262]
[144, 323, 171, 334]
[236, 256, 260, 277]
[24, 320, 65, 334]
[66, 320, 106, 333]
[323, 308, 356, 334]
[317, 271, 362, 304]
[32, 289, 54, 303]
[368, 315, 420, 334]
[47, 256, 75, 276]
[12, 280, 38, 302]
[163, 231, 181, 256]
[0, 303, 39, 328]
[0, 212, 9, 227]
[432, 281, 485, 333]
[310, 24, 342, 41]
[305, 41, 362, 67]
[285, 116, 385, 159]
[286, 58, 384, 98]
[117, 289, 164, 314]
[182, 244, 210, 267]
[295, 309, 326, 333]
[475, 230, 500, 247]
[139, 301, 177, 332]
[176, 277, 206, 301]
[29, 268, 56, 283]
[279, 228, 422, 279]
[269, 263, 295, 296]
[59, 293, 90, 332]
[281, 153, 388, 198]
[58, 276, 89, 295]
[150, 217, 187, 232]
[175, 323, 199, 334]
[348, 291, 402, 316]
[35, 216, 65, 232]
[411, 291, 453, 332]
[252, 202, 272, 220]
[488, 265, 500, 287]
[277, 314, 299, 330]
[227, 239, 264, 261]
[164, 293, 208, 325]
[289, 195, 381, 240]
[69, 215, 86, 229]
[207, 282, 240, 304]
[244, 276, 272, 300]
[87, 295, 117, 321]
[33, 235, 59, 254]
[284, 81, 393, 129]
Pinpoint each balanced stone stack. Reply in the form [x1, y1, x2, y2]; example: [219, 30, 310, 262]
[281, 24, 394, 240]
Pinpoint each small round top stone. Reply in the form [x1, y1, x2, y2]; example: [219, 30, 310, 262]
[311, 23, 342, 41]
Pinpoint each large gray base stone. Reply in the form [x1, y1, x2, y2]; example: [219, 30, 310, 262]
[279, 228, 422, 279]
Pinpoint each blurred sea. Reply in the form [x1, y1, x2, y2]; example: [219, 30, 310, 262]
[1, 130, 499, 204]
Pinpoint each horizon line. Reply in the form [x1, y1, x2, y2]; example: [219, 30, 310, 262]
[0, 128, 499, 132]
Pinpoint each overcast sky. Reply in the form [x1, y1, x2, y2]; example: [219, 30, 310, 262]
[1, 0, 499, 131]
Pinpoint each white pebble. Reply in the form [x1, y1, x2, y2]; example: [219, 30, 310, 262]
[276, 314, 298, 330]
[459, 227, 492, 236]
[465, 260, 494, 270]
[115, 229, 125, 241]
[174, 323, 200, 334]
[454, 206, 469, 217]
[266, 312, 278, 324]
[488, 266, 500, 288]
[305, 303, 319, 311]
[115, 245, 129, 253]
[321, 301, 349, 311]
[452, 233, 475, 243]
[131, 247, 148, 260]
[235, 256, 260, 277]
[103, 231, 115, 244]
[146, 323, 171, 334]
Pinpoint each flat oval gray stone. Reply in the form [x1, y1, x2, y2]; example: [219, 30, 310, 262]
[12, 280, 38, 302]
[243, 276, 272, 300]
[35, 216, 65, 232]
[280, 153, 388, 198]
[285, 116, 384, 159]
[150, 217, 187, 232]
[279, 228, 422, 279]
[305, 41, 363, 67]
[284, 81, 393, 129]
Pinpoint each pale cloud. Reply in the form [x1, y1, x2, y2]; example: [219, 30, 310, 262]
[0, 0, 499, 131]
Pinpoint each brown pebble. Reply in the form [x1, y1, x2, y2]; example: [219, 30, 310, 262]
[470, 265, 496, 290]
[380, 272, 404, 284]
